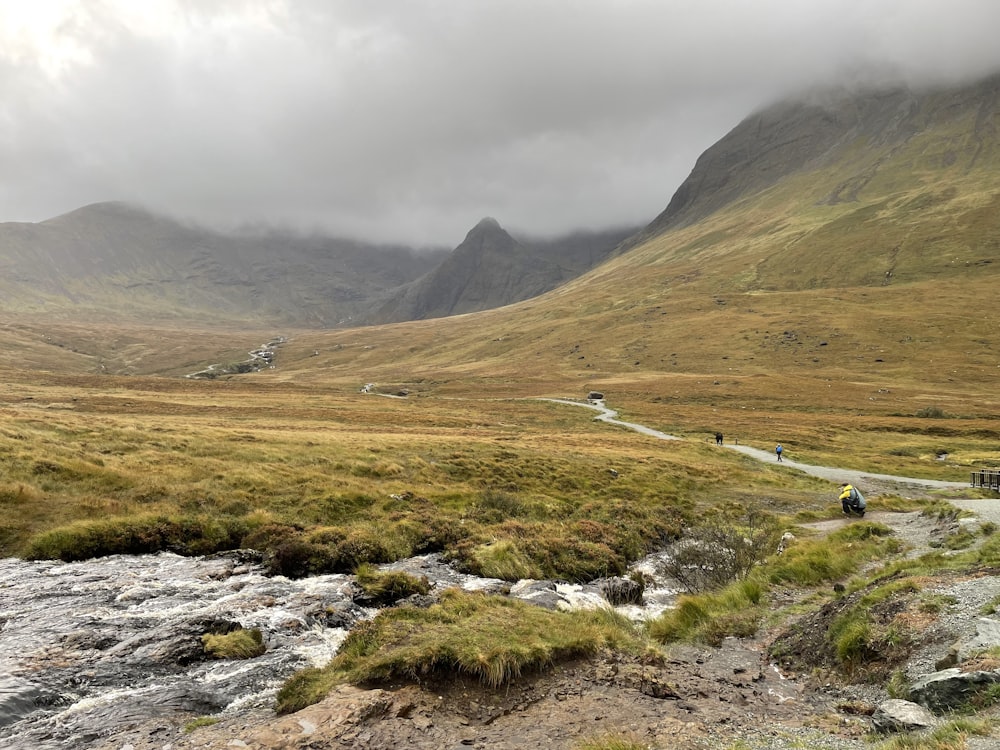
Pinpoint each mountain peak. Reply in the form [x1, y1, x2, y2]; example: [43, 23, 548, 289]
[471, 216, 502, 233]
[43, 201, 155, 224]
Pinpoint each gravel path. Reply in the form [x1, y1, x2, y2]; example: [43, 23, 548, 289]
[543, 397, 971, 490]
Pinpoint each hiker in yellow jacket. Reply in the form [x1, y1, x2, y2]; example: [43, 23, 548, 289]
[839, 483, 866, 517]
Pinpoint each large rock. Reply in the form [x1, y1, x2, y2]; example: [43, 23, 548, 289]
[507, 580, 564, 610]
[0, 677, 47, 728]
[598, 576, 644, 606]
[106, 617, 243, 666]
[56, 684, 233, 740]
[956, 617, 1000, 663]
[871, 699, 938, 733]
[909, 668, 1000, 712]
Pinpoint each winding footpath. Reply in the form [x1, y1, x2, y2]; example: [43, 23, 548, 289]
[542, 398, 998, 519]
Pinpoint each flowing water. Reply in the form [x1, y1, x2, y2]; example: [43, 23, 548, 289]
[0, 549, 679, 749]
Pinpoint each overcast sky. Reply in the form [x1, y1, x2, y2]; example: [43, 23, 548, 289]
[2, 1, 999, 246]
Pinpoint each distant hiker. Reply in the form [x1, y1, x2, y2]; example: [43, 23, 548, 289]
[839, 483, 866, 517]
[775, 443, 783, 462]
[715, 432, 723, 446]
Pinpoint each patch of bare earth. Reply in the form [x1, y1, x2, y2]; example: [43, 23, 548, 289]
[97, 644, 870, 750]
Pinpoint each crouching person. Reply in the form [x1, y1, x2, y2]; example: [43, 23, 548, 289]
[839, 483, 866, 517]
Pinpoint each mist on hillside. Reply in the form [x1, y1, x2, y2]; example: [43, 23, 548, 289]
[2, 1, 999, 245]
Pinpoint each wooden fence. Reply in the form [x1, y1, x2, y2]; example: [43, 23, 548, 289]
[970, 469, 1000, 490]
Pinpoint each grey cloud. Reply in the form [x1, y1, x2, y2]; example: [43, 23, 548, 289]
[2, 0, 999, 245]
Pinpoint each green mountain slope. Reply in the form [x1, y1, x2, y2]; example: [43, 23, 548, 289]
[268, 73, 1000, 395]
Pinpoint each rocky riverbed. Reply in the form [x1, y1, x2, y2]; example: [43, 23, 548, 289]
[4, 498, 999, 750]
[0, 546, 684, 750]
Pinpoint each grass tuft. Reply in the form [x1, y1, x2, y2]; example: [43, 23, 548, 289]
[354, 563, 431, 606]
[574, 732, 655, 750]
[22, 514, 255, 561]
[647, 580, 763, 646]
[202, 628, 266, 659]
[275, 588, 648, 714]
[873, 717, 995, 749]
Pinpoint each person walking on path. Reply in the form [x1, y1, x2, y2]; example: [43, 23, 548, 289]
[775, 443, 783, 461]
[715, 432, 724, 446]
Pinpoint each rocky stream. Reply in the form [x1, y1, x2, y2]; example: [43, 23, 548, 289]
[0, 546, 683, 749]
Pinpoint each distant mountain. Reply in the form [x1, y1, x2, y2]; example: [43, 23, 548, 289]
[0, 202, 635, 327]
[260, 71, 1000, 388]
[0, 202, 448, 326]
[369, 219, 634, 323]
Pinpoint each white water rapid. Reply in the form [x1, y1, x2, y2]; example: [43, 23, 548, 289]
[0, 547, 679, 749]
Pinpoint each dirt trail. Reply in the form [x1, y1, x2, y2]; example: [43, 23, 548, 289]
[548, 397, 1000, 526]
[544, 397, 969, 491]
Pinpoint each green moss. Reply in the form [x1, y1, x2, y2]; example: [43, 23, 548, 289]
[183, 717, 220, 733]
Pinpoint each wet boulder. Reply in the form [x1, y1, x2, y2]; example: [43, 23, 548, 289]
[909, 667, 1000, 712]
[508, 580, 563, 610]
[107, 617, 243, 666]
[56, 683, 232, 738]
[0, 677, 49, 728]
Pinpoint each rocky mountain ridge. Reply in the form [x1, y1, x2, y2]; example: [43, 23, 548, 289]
[369, 218, 638, 323]
[0, 202, 633, 328]
[623, 72, 1000, 260]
